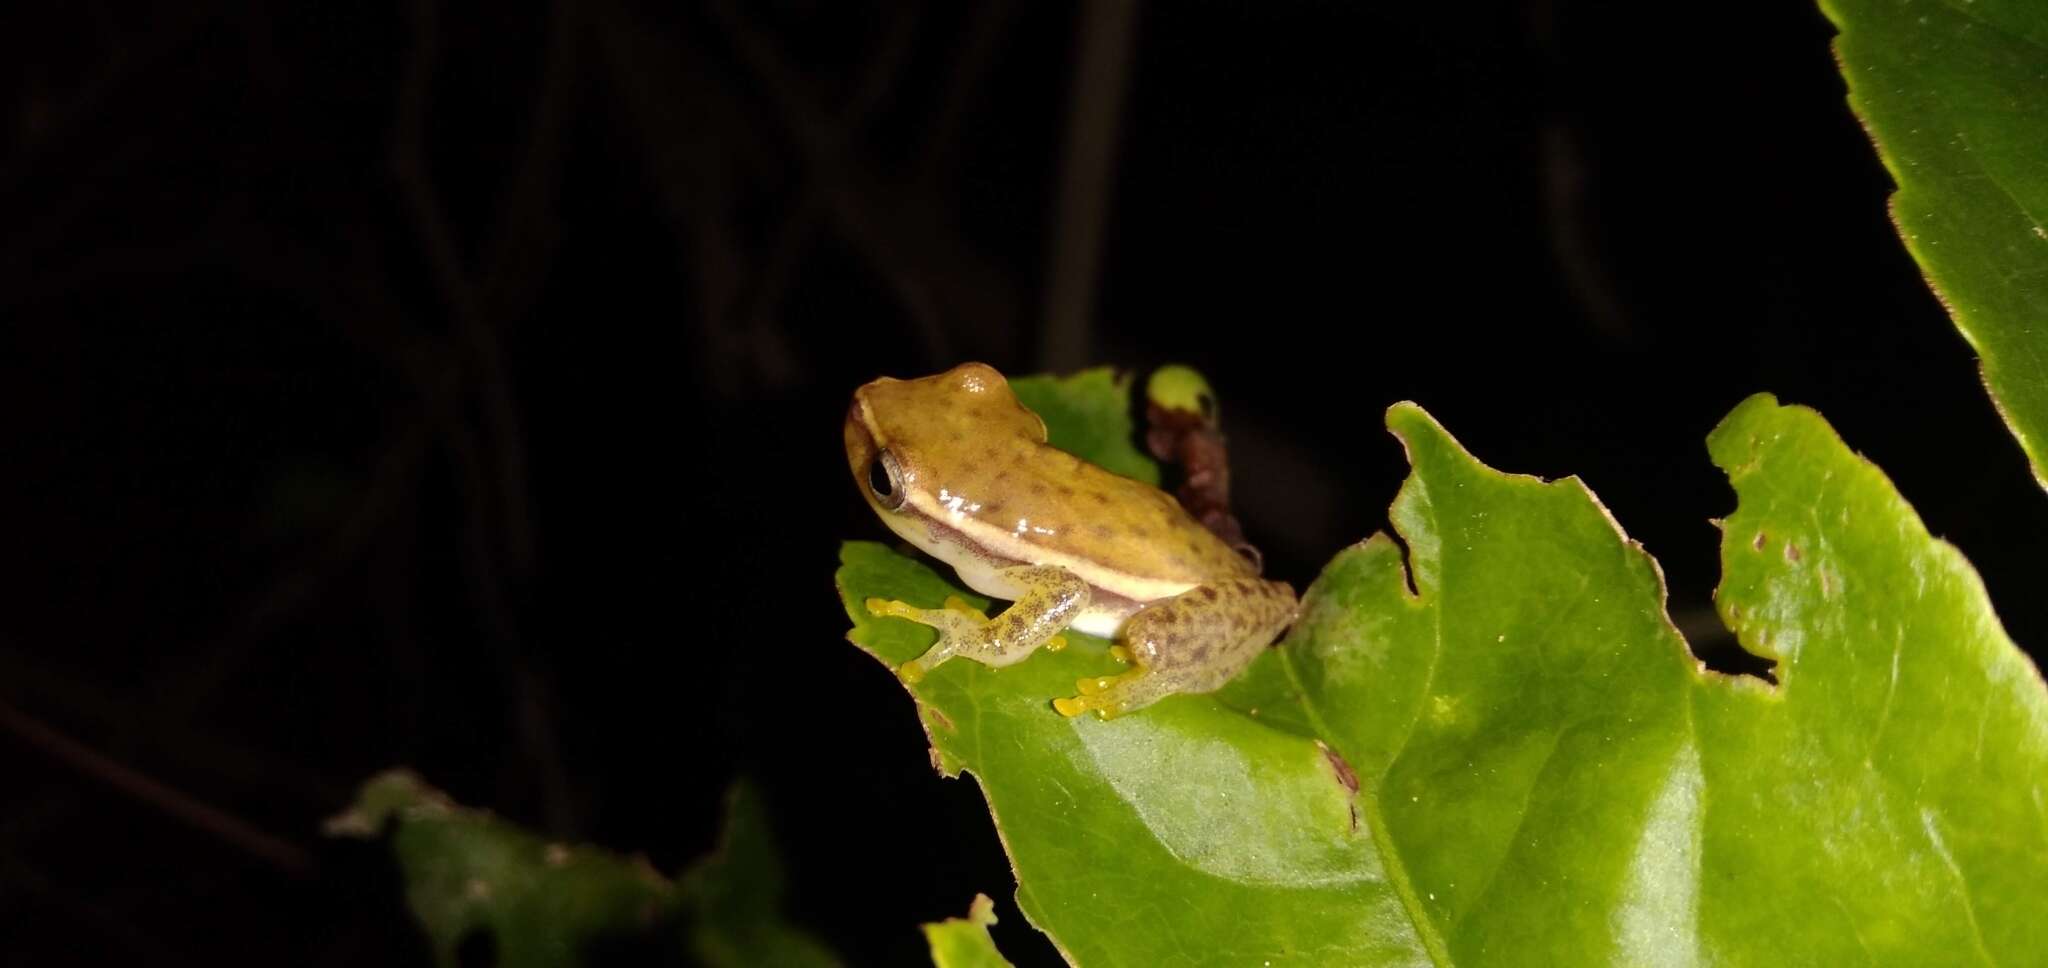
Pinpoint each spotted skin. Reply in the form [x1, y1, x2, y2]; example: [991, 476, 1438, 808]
[1055, 576, 1298, 718]
[847, 363, 1300, 718]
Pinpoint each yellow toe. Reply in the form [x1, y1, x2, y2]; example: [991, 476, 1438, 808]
[867, 597, 920, 619]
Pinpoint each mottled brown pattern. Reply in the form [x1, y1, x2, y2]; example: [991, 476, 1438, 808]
[850, 364, 1301, 716]
[1118, 576, 1297, 696]
[849, 363, 1256, 586]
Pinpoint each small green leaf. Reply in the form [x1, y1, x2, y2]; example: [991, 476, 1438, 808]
[325, 770, 680, 968]
[1819, 0, 2048, 486]
[678, 783, 842, 968]
[1145, 364, 1220, 425]
[326, 772, 837, 968]
[922, 894, 1015, 968]
[1010, 368, 1159, 486]
[1699, 393, 2048, 963]
[837, 373, 2048, 963]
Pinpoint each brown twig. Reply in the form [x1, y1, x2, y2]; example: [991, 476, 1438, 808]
[0, 3, 209, 198]
[705, 0, 1020, 362]
[159, 418, 433, 720]
[0, 647, 346, 810]
[443, 411, 579, 836]
[1040, 0, 1141, 371]
[839, 2, 924, 137]
[0, 698, 315, 877]
[741, 0, 928, 363]
[390, 0, 539, 579]
[477, 0, 582, 340]
[914, 0, 1020, 188]
[391, 0, 571, 834]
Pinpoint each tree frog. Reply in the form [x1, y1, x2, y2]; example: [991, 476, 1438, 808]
[845, 363, 1297, 719]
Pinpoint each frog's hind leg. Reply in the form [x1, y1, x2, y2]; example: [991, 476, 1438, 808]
[1054, 577, 1296, 719]
[868, 565, 1089, 683]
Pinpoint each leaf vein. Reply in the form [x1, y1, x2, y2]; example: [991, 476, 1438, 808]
[1920, 807, 2000, 967]
[1450, 727, 1566, 930]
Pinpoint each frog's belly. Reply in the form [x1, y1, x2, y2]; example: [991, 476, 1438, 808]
[1068, 597, 1144, 638]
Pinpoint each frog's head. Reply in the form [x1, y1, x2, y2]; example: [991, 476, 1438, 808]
[844, 362, 1046, 532]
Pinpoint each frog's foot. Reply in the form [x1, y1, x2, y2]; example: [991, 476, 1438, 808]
[865, 597, 986, 684]
[868, 566, 1091, 683]
[1052, 667, 1167, 721]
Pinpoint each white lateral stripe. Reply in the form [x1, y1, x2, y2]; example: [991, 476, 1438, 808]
[903, 489, 1195, 603]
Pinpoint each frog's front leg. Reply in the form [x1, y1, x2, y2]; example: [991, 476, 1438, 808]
[1054, 577, 1296, 720]
[867, 565, 1090, 684]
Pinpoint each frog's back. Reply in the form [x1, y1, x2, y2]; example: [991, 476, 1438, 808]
[977, 435, 1255, 587]
[855, 362, 1256, 602]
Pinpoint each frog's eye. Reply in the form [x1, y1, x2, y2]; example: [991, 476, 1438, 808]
[868, 450, 905, 510]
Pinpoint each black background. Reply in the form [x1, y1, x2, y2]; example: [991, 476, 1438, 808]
[5, 1, 2043, 965]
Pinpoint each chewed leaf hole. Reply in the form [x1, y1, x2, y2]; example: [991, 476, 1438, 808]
[1384, 527, 1422, 600]
[1696, 639, 1779, 685]
[1676, 606, 1780, 685]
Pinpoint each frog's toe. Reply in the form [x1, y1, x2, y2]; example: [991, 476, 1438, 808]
[1072, 674, 1117, 696]
[1055, 669, 1149, 719]
[870, 597, 989, 632]
[1052, 689, 1132, 720]
[874, 600, 992, 685]
[942, 596, 988, 619]
[898, 658, 931, 685]
[898, 641, 959, 685]
[866, 597, 922, 620]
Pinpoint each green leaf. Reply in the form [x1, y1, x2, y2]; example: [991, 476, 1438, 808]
[837, 373, 2048, 963]
[326, 771, 837, 968]
[922, 894, 1016, 968]
[1699, 394, 2048, 962]
[1010, 368, 1160, 486]
[1819, 0, 2048, 486]
[677, 783, 843, 968]
[324, 770, 680, 968]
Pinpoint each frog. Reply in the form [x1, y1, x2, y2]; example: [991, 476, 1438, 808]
[844, 362, 1298, 719]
